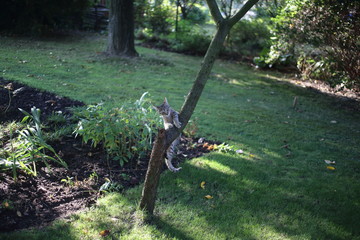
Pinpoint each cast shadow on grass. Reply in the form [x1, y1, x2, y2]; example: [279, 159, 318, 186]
[153, 151, 360, 240]
[153, 217, 195, 240]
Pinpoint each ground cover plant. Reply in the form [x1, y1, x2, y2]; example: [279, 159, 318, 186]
[0, 35, 359, 239]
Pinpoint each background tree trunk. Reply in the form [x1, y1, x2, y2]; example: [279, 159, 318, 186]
[139, 0, 259, 215]
[107, 0, 138, 57]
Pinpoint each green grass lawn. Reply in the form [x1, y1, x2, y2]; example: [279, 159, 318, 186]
[1, 34, 360, 240]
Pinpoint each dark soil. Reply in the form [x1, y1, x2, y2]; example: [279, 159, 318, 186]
[0, 78, 214, 232]
[0, 79, 84, 122]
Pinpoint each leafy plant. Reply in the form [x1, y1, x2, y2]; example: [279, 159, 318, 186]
[61, 176, 75, 187]
[214, 143, 237, 154]
[44, 111, 76, 142]
[99, 179, 123, 193]
[73, 92, 161, 166]
[0, 83, 13, 113]
[0, 107, 67, 180]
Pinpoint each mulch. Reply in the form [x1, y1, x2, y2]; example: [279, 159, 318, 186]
[0, 78, 213, 232]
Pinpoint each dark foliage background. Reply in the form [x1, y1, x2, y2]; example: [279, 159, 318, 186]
[0, 0, 91, 35]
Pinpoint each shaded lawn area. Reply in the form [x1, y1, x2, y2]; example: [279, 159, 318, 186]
[0, 34, 359, 240]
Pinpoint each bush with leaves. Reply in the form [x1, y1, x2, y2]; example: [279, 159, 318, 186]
[256, 0, 359, 88]
[226, 19, 271, 57]
[73, 93, 161, 166]
[145, 4, 174, 35]
[291, 0, 360, 88]
[253, 0, 300, 69]
[170, 20, 212, 55]
[186, 6, 208, 24]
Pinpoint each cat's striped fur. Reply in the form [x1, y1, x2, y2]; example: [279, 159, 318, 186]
[154, 98, 182, 172]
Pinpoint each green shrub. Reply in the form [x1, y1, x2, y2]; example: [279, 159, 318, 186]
[226, 19, 271, 57]
[256, 0, 359, 88]
[173, 32, 211, 55]
[171, 20, 212, 55]
[187, 6, 208, 24]
[73, 92, 161, 166]
[145, 5, 174, 35]
[296, 51, 351, 88]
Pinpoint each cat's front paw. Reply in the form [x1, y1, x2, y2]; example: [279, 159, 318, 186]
[165, 123, 174, 129]
[174, 121, 181, 128]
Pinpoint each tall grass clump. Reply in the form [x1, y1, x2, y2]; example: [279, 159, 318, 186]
[0, 107, 67, 180]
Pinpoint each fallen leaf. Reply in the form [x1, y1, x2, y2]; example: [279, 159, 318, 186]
[249, 154, 255, 158]
[204, 195, 213, 199]
[99, 229, 110, 237]
[327, 166, 336, 170]
[17, 210, 22, 217]
[200, 181, 206, 189]
[207, 145, 215, 150]
[324, 160, 336, 165]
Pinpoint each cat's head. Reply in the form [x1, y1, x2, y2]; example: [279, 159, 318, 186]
[154, 98, 170, 115]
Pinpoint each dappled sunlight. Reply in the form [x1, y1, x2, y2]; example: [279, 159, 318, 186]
[213, 73, 245, 86]
[255, 72, 292, 83]
[244, 223, 296, 240]
[154, 147, 359, 239]
[189, 156, 238, 176]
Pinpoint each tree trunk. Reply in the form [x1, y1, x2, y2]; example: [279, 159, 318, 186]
[107, 0, 138, 57]
[179, 22, 229, 127]
[139, 0, 259, 215]
[139, 129, 167, 214]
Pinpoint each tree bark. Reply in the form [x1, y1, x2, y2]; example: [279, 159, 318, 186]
[139, 0, 259, 215]
[139, 129, 167, 214]
[107, 0, 138, 57]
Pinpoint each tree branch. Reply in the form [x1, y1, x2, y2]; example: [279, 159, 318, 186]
[228, 0, 260, 27]
[205, 0, 224, 24]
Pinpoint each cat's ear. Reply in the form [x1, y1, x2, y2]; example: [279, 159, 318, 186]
[164, 97, 168, 104]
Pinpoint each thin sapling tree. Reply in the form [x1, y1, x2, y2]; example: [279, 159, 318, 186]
[139, 0, 260, 215]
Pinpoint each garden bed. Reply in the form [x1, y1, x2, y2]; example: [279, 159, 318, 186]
[0, 78, 212, 232]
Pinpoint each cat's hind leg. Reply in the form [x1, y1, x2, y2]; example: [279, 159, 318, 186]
[165, 140, 181, 172]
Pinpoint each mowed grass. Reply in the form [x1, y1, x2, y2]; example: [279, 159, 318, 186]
[0, 34, 359, 240]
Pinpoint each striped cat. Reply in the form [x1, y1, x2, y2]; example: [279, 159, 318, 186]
[154, 98, 182, 172]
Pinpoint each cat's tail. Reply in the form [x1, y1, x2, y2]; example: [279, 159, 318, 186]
[165, 158, 182, 172]
[165, 136, 181, 172]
